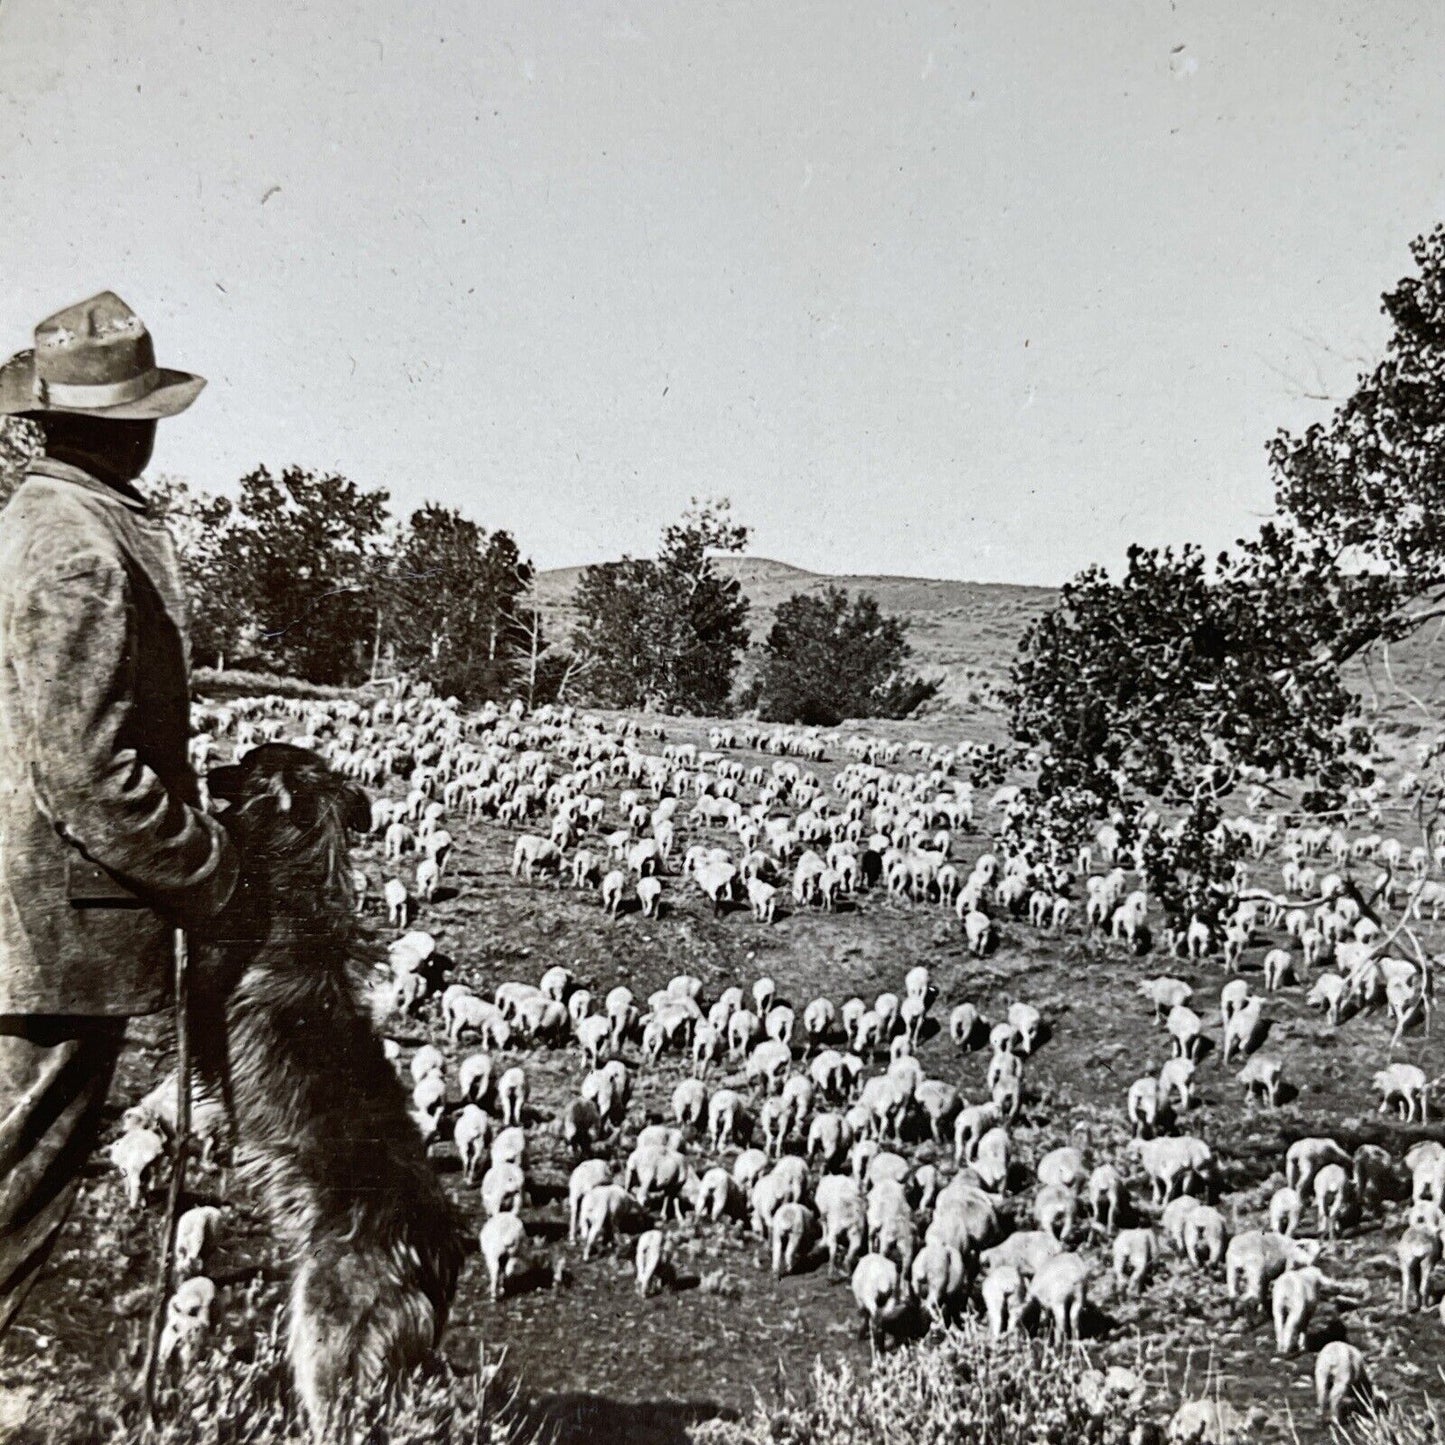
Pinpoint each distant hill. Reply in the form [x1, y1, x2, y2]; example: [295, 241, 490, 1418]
[531, 555, 1057, 714]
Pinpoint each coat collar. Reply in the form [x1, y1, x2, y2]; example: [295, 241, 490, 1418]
[26, 455, 151, 514]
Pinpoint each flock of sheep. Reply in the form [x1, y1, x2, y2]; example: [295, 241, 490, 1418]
[102, 687, 1445, 1441]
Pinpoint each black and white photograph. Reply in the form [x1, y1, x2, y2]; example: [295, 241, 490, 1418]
[1, 3, 1444, 1441]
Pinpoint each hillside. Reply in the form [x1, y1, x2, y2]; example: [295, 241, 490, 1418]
[532, 555, 1056, 714]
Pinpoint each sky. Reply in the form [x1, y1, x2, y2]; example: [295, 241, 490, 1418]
[0, 1, 1442, 585]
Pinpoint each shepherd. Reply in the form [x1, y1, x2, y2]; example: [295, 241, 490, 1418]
[0, 292, 238, 1340]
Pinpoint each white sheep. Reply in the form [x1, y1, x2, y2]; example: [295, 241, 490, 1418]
[479, 1213, 528, 1300]
[109, 1126, 166, 1209]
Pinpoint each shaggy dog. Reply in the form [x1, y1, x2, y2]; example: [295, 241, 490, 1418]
[197, 743, 463, 1430]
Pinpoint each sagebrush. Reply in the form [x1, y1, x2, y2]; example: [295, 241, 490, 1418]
[690, 1322, 1154, 1445]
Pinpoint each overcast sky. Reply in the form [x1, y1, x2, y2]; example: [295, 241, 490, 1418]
[1, 1, 1442, 584]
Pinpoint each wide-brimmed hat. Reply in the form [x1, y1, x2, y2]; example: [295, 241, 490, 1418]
[0, 291, 205, 420]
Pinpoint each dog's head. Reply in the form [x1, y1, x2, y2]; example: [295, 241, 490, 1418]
[206, 744, 370, 909]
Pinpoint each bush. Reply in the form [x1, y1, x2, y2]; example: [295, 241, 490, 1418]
[690, 1323, 1154, 1445]
[1339, 1395, 1445, 1444]
[8, 1314, 533, 1445]
[750, 586, 939, 726]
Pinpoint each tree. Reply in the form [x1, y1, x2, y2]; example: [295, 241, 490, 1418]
[1002, 228, 1445, 923]
[148, 475, 248, 670]
[222, 466, 392, 684]
[571, 499, 751, 713]
[0, 417, 40, 507]
[751, 586, 939, 725]
[386, 503, 534, 703]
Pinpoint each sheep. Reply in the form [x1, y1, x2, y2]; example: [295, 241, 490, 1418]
[949, 1002, 982, 1050]
[981, 1263, 1027, 1337]
[627, 1145, 690, 1220]
[954, 1102, 1002, 1164]
[1088, 1165, 1128, 1232]
[1138, 976, 1193, 1020]
[636, 1229, 669, 1297]
[479, 1213, 528, 1300]
[109, 1126, 166, 1209]
[1224, 1231, 1321, 1309]
[980, 1229, 1063, 1281]
[174, 1205, 223, 1278]
[817, 1175, 867, 1272]
[491, 1125, 528, 1171]
[1262, 948, 1295, 992]
[745, 1040, 793, 1095]
[1354, 1143, 1399, 1212]
[601, 869, 626, 917]
[1034, 1183, 1083, 1244]
[1306, 971, 1347, 1023]
[496, 1066, 528, 1127]
[927, 1186, 999, 1257]
[383, 877, 411, 927]
[963, 909, 994, 957]
[1027, 1251, 1090, 1340]
[1220, 996, 1265, 1064]
[851, 1253, 909, 1345]
[1272, 1265, 1328, 1356]
[973, 1126, 1010, 1192]
[1161, 1195, 1204, 1255]
[567, 1161, 613, 1242]
[696, 1166, 747, 1223]
[1127, 1077, 1165, 1137]
[769, 1202, 818, 1276]
[540, 965, 574, 1001]
[910, 1241, 970, 1325]
[672, 1078, 708, 1133]
[857, 1074, 910, 1142]
[1236, 1055, 1283, 1108]
[913, 1080, 961, 1144]
[1408, 1141, 1445, 1204]
[1375, 1062, 1430, 1123]
[1112, 1229, 1157, 1294]
[1166, 1399, 1249, 1444]
[1313, 1163, 1356, 1241]
[1007, 1001, 1042, 1053]
[480, 1162, 526, 1219]
[1285, 1137, 1351, 1197]
[157, 1275, 217, 1369]
[1218, 978, 1251, 1028]
[803, 997, 836, 1042]
[1396, 1223, 1441, 1310]
[1130, 1136, 1211, 1205]
[454, 1105, 491, 1183]
[765, 1005, 796, 1048]
[636, 876, 664, 918]
[1268, 1186, 1302, 1237]
[1182, 1204, 1229, 1269]
[1166, 1005, 1204, 1061]
[561, 1097, 603, 1157]
[1315, 1341, 1371, 1422]
[577, 1183, 640, 1260]
[727, 1010, 763, 1059]
[1158, 1056, 1196, 1112]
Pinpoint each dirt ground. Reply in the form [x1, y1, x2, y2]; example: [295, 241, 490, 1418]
[2, 709, 1443, 1444]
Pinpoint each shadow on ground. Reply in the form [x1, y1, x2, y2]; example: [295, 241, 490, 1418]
[531, 1392, 735, 1445]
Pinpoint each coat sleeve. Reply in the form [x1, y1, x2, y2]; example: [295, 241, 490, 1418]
[9, 547, 238, 928]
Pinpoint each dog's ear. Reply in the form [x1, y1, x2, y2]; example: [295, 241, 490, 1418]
[341, 782, 372, 833]
[205, 763, 246, 805]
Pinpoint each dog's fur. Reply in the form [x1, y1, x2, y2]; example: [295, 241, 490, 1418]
[195, 743, 463, 1430]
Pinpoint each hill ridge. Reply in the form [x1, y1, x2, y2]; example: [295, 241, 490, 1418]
[531, 554, 1057, 714]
